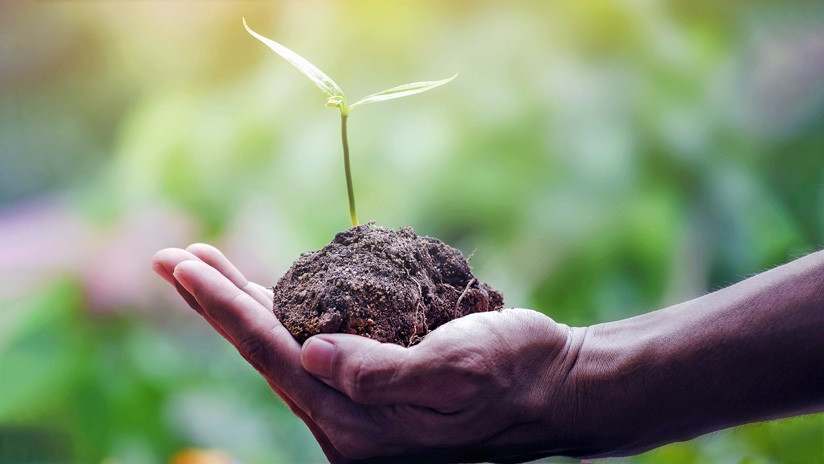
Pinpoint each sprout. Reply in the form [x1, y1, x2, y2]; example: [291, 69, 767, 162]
[243, 18, 457, 227]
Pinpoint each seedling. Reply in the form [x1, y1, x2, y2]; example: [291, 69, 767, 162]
[243, 18, 456, 227]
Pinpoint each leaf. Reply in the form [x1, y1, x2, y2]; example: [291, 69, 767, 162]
[242, 18, 345, 103]
[349, 73, 458, 110]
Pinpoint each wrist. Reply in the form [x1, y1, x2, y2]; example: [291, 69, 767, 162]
[521, 319, 639, 459]
[567, 309, 703, 458]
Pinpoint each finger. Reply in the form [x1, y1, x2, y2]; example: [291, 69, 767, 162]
[173, 260, 296, 369]
[252, 282, 275, 301]
[154, 249, 267, 362]
[172, 260, 341, 413]
[153, 248, 210, 315]
[152, 248, 205, 286]
[154, 247, 273, 344]
[173, 260, 378, 452]
[185, 243, 272, 308]
[156, 248, 282, 382]
[158, 251, 347, 460]
[170, 256, 387, 460]
[174, 280, 203, 313]
[301, 334, 476, 408]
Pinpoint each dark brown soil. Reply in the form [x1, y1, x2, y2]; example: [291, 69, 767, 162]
[272, 225, 504, 346]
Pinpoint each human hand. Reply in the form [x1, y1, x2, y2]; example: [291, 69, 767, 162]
[152, 244, 591, 463]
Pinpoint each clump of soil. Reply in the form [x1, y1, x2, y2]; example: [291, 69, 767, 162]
[272, 225, 504, 346]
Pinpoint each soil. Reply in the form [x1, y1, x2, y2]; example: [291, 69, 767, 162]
[272, 224, 504, 346]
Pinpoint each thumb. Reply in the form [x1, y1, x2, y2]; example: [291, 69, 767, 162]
[301, 334, 430, 406]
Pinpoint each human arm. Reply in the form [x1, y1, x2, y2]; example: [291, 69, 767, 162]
[572, 249, 824, 456]
[152, 245, 824, 462]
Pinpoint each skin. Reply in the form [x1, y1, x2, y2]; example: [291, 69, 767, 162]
[152, 245, 824, 463]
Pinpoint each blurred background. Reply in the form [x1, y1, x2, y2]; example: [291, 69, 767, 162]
[1, 0, 823, 462]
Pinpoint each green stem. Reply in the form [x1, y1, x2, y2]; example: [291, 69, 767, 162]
[341, 113, 359, 227]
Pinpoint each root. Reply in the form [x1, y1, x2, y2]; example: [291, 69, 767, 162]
[406, 268, 428, 344]
[466, 247, 478, 264]
[453, 277, 476, 319]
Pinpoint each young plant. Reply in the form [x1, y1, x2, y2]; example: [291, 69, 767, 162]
[243, 18, 456, 227]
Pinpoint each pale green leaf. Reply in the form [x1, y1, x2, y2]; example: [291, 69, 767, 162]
[349, 73, 458, 110]
[243, 18, 344, 101]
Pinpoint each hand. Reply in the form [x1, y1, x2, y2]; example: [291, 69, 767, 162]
[152, 244, 590, 463]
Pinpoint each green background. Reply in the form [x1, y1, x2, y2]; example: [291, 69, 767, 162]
[1, 0, 822, 462]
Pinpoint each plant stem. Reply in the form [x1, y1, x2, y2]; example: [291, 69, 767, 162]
[341, 113, 359, 227]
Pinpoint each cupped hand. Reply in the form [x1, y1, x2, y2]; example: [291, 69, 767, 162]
[152, 244, 588, 463]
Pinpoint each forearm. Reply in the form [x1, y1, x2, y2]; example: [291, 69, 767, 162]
[574, 250, 824, 457]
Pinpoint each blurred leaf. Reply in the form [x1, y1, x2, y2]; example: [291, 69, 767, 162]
[738, 457, 770, 464]
[0, 279, 85, 420]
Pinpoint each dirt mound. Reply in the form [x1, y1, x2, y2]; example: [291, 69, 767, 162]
[272, 225, 504, 346]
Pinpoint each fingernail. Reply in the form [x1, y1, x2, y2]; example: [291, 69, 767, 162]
[302, 338, 335, 379]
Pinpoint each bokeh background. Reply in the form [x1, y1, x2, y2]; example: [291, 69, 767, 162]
[1, 0, 823, 462]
